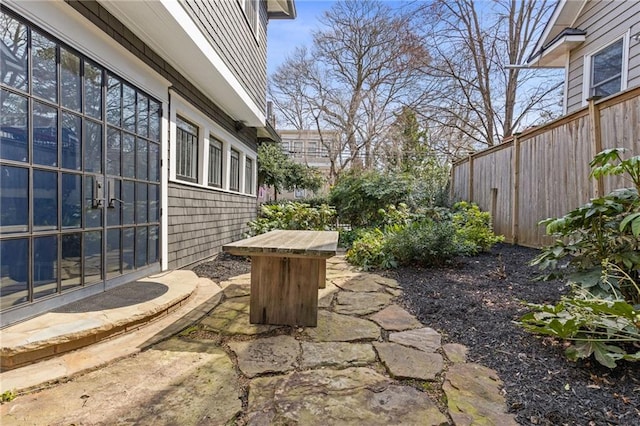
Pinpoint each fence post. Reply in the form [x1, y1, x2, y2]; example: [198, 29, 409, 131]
[468, 153, 474, 202]
[587, 96, 604, 198]
[511, 134, 521, 244]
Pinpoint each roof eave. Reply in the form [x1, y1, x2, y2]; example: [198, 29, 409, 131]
[266, 0, 296, 20]
[527, 33, 586, 68]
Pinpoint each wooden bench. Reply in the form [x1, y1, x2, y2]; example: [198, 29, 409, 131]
[223, 230, 338, 327]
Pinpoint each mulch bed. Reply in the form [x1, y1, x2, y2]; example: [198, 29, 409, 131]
[194, 244, 640, 426]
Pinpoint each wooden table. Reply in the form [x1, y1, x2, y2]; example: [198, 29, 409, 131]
[223, 230, 338, 327]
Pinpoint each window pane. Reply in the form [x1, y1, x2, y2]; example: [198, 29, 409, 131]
[84, 231, 102, 284]
[61, 233, 81, 291]
[1, 89, 28, 162]
[137, 93, 148, 137]
[149, 184, 159, 222]
[149, 143, 159, 182]
[62, 112, 81, 170]
[592, 39, 623, 86]
[107, 179, 121, 226]
[62, 173, 81, 228]
[122, 133, 135, 178]
[33, 102, 58, 166]
[122, 227, 134, 271]
[84, 62, 102, 119]
[136, 182, 148, 224]
[245, 158, 253, 194]
[33, 170, 58, 230]
[122, 180, 135, 225]
[176, 116, 198, 181]
[148, 225, 159, 264]
[136, 138, 148, 180]
[61, 47, 81, 111]
[122, 84, 136, 132]
[107, 127, 121, 175]
[135, 226, 147, 268]
[1, 13, 28, 92]
[84, 120, 102, 173]
[106, 75, 121, 126]
[0, 165, 28, 233]
[34, 235, 58, 299]
[149, 100, 161, 142]
[0, 238, 29, 310]
[32, 31, 57, 103]
[106, 228, 121, 278]
[208, 139, 222, 187]
[84, 176, 102, 228]
[230, 149, 240, 191]
[594, 77, 622, 98]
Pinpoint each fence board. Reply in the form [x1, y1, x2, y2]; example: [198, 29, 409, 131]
[451, 86, 640, 248]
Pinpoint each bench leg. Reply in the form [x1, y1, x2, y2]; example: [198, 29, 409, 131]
[250, 256, 320, 327]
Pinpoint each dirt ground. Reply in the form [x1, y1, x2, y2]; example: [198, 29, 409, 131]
[196, 245, 640, 426]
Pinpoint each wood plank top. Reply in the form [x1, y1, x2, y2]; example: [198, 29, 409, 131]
[223, 230, 339, 258]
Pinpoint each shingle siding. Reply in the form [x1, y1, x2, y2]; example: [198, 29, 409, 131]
[65, 0, 257, 151]
[167, 183, 257, 269]
[566, 0, 640, 113]
[181, 0, 268, 114]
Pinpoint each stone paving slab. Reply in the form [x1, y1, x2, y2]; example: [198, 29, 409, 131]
[301, 341, 376, 369]
[333, 291, 393, 315]
[444, 363, 518, 426]
[303, 311, 380, 342]
[229, 335, 300, 378]
[246, 367, 448, 426]
[369, 304, 424, 331]
[374, 342, 444, 381]
[389, 327, 442, 353]
[200, 296, 278, 336]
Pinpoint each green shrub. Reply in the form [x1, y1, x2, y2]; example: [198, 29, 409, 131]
[452, 201, 504, 254]
[345, 228, 396, 270]
[247, 202, 336, 236]
[522, 148, 640, 369]
[385, 219, 464, 267]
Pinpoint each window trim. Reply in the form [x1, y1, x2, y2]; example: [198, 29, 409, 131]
[582, 31, 629, 105]
[239, 0, 259, 42]
[175, 115, 199, 183]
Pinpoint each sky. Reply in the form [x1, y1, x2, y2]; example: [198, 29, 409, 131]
[266, 0, 334, 75]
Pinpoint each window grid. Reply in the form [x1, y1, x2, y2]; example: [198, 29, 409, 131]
[208, 137, 223, 188]
[175, 116, 198, 182]
[245, 157, 253, 194]
[230, 148, 240, 191]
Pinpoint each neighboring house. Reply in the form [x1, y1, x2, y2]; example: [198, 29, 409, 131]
[264, 129, 339, 201]
[526, 0, 640, 114]
[0, 0, 295, 326]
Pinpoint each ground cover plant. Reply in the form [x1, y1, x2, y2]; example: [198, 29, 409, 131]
[521, 149, 640, 369]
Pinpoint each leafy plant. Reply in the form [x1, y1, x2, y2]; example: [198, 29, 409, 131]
[1, 390, 16, 403]
[452, 201, 504, 254]
[345, 228, 397, 270]
[532, 148, 640, 303]
[247, 202, 336, 236]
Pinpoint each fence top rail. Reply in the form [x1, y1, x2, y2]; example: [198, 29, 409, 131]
[451, 85, 640, 166]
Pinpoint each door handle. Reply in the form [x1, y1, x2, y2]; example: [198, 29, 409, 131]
[92, 177, 104, 208]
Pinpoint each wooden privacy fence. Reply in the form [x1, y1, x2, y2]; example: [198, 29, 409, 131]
[451, 86, 640, 248]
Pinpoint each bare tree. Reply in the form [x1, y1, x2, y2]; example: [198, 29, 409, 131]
[269, 0, 430, 176]
[415, 0, 563, 149]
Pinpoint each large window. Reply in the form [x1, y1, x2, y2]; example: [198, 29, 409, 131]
[230, 148, 240, 191]
[208, 137, 223, 188]
[176, 116, 198, 182]
[245, 157, 253, 194]
[589, 37, 625, 98]
[1, 9, 161, 313]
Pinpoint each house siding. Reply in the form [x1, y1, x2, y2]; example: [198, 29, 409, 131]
[65, 0, 258, 151]
[167, 183, 256, 269]
[181, 0, 268, 114]
[566, 0, 640, 113]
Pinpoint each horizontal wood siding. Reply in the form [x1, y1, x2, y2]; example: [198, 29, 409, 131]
[168, 183, 257, 269]
[452, 86, 640, 248]
[182, 0, 268, 113]
[566, 1, 640, 113]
